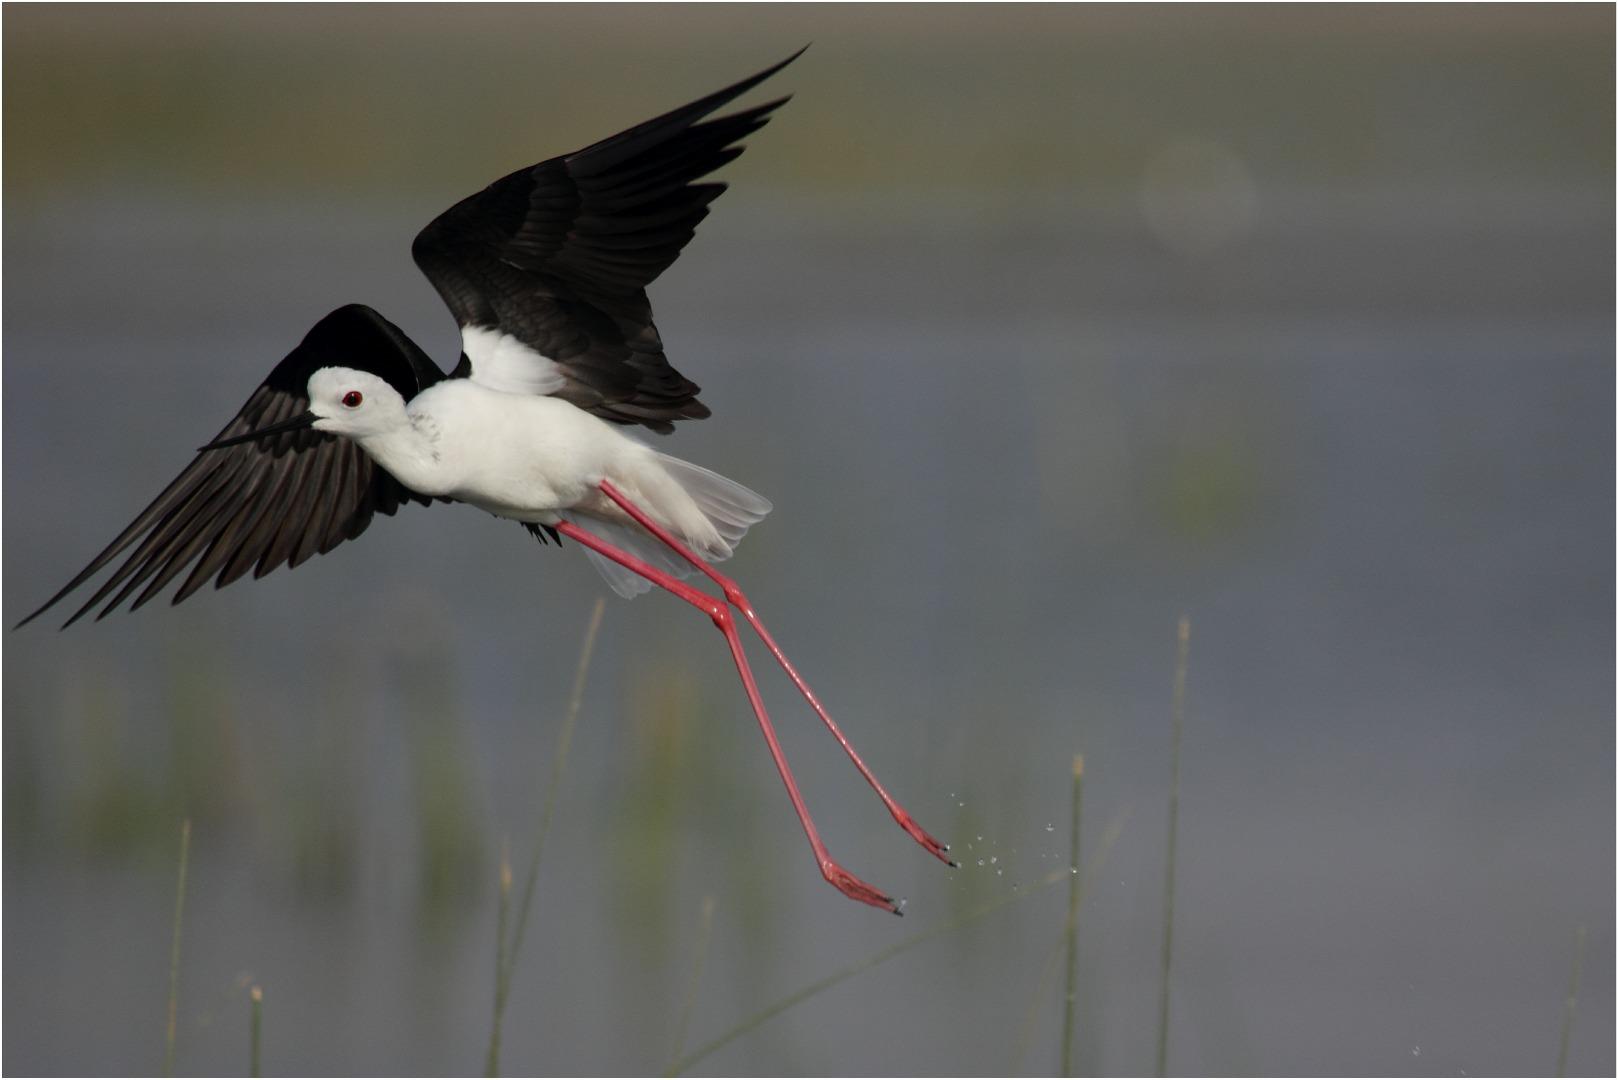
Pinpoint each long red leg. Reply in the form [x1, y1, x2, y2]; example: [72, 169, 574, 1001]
[595, 479, 956, 868]
[554, 518, 902, 914]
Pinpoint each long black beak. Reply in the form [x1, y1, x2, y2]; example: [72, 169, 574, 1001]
[198, 411, 318, 452]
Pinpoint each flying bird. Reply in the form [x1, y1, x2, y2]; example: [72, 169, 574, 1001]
[19, 50, 953, 913]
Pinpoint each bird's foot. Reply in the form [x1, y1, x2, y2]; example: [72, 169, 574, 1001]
[821, 860, 903, 915]
[891, 810, 957, 868]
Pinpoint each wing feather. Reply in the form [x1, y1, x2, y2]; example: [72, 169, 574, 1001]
[18, 305, 447, 628]
[411, 50, 802, 433]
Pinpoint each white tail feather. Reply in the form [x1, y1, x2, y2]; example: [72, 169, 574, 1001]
[569, 454, 772, 599]
[569, 515, 690, 598]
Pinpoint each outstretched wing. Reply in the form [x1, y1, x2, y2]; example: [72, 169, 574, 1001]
[411, 49, 802, 433]
[19, 305, 448, 628]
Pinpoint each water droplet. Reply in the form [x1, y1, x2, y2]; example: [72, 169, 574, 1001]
[996, 868, 1003, 876]
[957, 801, 965, 808]
[976, 859, 985, 867]
[989, 856, 998, 865]
[1411, 1047, 1420, 1058]
[1044, 823, 1054, 832]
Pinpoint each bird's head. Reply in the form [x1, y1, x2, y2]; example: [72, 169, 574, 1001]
[304, 367, 409, 440]
[198, 366, 409, 452]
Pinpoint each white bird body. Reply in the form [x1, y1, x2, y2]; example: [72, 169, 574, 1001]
[348, 374, 638, 518]
[307, 366, 771, 597]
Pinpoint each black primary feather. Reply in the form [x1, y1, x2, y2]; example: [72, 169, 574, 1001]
[411, 48, 804, 433]
[18, 305, 448, 628]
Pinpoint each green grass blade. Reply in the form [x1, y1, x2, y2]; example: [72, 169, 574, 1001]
[1010, 755, 1087, 1074]
[249, 985, 263, 1078]
[163, 818, 191, 1077]
[1555, 923, 1587, 1076]
[669, 811, 1129, 1077]
[666, 894, 718, 1072]
[1011, 938, 1069, 1071]
[509, 596, 604, 964]
[1156, 616, 1190, 1077]
[1060, 754, 1084, 1076]
[484, 597, 606, 1076]
[485, 841, 514, 1076]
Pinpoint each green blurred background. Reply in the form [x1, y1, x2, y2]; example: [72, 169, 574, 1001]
[5, 5, 1612, 1075]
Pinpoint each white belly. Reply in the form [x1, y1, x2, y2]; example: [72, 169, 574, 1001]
[351, 378, 772, 598]
[412, 383, 634, 518]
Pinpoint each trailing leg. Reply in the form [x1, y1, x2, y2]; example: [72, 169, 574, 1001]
[596, 479, 955, 868]
[554, 518, 902, 913]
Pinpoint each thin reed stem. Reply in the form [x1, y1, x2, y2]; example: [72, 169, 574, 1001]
[163, 818, 192, 1077]
[668, 812, 1130, 1077]
[1555, 924, 1587, 1076]
[249, 985, 263, 1078]
[484, 597, 606, 1077]
[1060, 754, 1084, 1076]
[510, 597, 604, 964]
[1156, 616, 1190, 1077]
[485, 841, 514, 1076]
[666, 895, 718, 1072]
[1011, 939, 1068, 1072]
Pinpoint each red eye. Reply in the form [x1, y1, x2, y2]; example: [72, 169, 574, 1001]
[342, 391, 363, 408]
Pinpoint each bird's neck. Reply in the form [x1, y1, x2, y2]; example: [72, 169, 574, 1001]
[353, 413, 450, 496]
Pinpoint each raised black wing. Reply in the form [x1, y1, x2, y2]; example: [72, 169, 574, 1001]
[411, 49, 802, 433]
[18, 305, 448, 628]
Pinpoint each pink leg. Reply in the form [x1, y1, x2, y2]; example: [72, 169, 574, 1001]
[596, 479, 956, 869]
[554, 519, 902, 914]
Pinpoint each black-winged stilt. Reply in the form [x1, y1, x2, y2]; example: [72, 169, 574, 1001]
[19, 50, 954, 913]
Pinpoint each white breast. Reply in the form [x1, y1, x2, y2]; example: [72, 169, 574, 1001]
[369, 377, 771, 600]
[400, 380, 627, 514]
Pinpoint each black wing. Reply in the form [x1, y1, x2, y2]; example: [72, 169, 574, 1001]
[19, 305, 448, 628]
[411, 49, 802, 433]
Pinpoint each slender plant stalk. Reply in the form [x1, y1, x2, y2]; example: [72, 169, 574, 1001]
[249, 985, 263, 1078]
[1554, 924, 1587, 1076]
[666, 895, 718, 1072]
[485, 597, 606, 1077]
[1060, 754, 1084, 1076]
[1011, 938, 1069, 1071]
[163, 818, 192, 1077]
[510, 597, 605, 962]
[485, 841, 514, 1076]
[1156, 616, 1190, 1077]
[1009, 755, 1087, 1074]
[667, 811, 1130, 1077]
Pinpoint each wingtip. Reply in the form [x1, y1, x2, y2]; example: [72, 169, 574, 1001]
[15, 588, 80, 631]
[750, 45, 808, 79]
[695, 46, 807, 114]
[747, 46, 808, 93]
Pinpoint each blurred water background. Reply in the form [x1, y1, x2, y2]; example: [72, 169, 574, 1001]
[4, 6, 1613, 1075]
